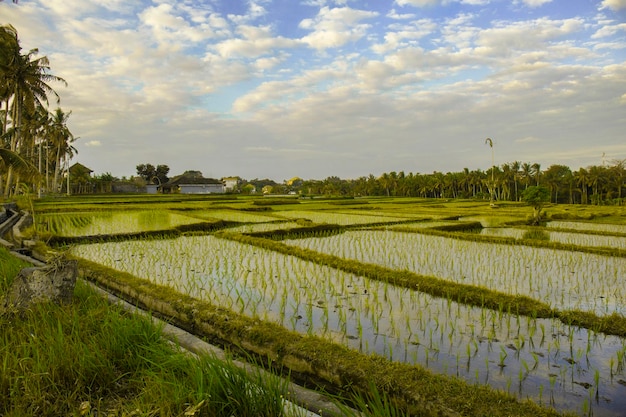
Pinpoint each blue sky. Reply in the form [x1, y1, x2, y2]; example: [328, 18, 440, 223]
[3, 0, 626, 180]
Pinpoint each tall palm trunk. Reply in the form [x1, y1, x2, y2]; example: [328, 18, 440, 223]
[4, 94, 22, 197]
[52, 142, 62, 192]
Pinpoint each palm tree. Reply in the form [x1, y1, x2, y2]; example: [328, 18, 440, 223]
[485, 138, 495, 204]
[574, 168, 590, 204]
[379, 173, 392, 196]
[500, 163, 513, 201]
[1, 24, 66, 197]
[609, 159, 626, 203]
[520, 162, 533, 190]
[531, 163, 542, 186]
[543, 165, 571, 204]
[510, 161, 521, 201]
[470, 169, 486, 197]
[588, 165, 606, 205]
[47, 107, 76, 192]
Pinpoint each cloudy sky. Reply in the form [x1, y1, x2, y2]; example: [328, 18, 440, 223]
[3, 0, 626, 181]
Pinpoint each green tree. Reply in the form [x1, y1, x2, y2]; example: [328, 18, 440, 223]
[48, 108, 75, 192]
[542, 164, 571, 203]
[608, 159, 625, 204]
[136, 163, 169, 184]
[574, 167, 590, 205]
[1, 24, 66, 197]
[520, 162, 533, 190]
[0, 147, 38, 196]
[521, 185, 550, 225]
[531, 162, 541, 186]
[588, 165, 607, 205]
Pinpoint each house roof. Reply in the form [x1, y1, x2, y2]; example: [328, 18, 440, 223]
[69, 162, 93, 175]
[163, 171, 223, 186]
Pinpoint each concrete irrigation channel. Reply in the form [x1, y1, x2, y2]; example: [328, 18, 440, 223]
[0, 207, 350, 417]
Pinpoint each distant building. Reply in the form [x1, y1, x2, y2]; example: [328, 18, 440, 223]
[161, 171, 225, 194]
[222, 176, 241, 192]
[67, 162, 94, 194]
[69, 162, 93, 179]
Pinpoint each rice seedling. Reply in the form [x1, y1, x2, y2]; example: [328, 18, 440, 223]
[34, 197, 625, 416]
[39, 210, 205, 237]
[68, 232, 626, 416]
[547, 221, 626, 234]
[284, 229, 626, 315]
[277, 210, 414, 226]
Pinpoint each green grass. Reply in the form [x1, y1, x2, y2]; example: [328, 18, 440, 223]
[0, 245, 31, 291]
[0, 279, 296, 416]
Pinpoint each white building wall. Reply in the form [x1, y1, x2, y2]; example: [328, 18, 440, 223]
[179, 184, 225, 194]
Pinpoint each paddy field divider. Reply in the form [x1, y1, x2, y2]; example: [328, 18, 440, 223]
[70, 248, 573, 417]
[220, 231, 626, 339]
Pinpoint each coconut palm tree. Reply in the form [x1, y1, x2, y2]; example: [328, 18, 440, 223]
[608, 159, 626, 203]
[1, 24, 66, 197]
[574, 167, 590, 204]
[46, 107, 75, 192]
[588, 165, 606, 205]
[520, 162, 533, 190]
[510, 161, 521, 201]
[531, 163, 542, 186]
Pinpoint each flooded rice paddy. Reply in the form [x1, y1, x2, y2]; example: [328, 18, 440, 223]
[480, 227, 626, 250]
[71, 233, 626, 416]
[39, 210, 204, 236]
[284, 230, 626, 316]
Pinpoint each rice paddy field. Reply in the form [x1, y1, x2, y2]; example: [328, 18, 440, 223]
[35, 195, 626, 417]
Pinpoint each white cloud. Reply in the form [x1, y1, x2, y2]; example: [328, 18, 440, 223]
[372, 19, 436, 54]
[299, 6, 379, 50]
[395, 0, 446, 6]
[518, 0, 553, 7]
[387, 9, 416, 20]
[592, 22, 626, 39]
[84, 140, 101, 147]
[475, 18, 585, 57]
[214, 25, 299, 58]
[600, 0, 626, 11]
[227, 0, 268, 24]
[38, 0, 100, 19]
[460, 0, 491, 5]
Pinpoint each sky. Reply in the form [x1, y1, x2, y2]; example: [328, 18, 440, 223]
[2, 0, 626, 181]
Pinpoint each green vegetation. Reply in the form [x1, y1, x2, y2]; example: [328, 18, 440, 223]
[522, 186, 551, 225]
[0, 247, 296, 416]
[14, 195, 626, 416]
[0, 24, 73, 199]
[0, 244, 31, 290]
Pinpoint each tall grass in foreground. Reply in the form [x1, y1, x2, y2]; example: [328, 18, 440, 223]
[0, 280, 296, 416]
[0, 246, 31, 291]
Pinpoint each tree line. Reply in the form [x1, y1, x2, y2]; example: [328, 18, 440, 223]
[288, 160, 625, 205]
[0, 24, 75, 198]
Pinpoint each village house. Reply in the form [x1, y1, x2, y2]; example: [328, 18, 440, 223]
[160, 171, 225, 194]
